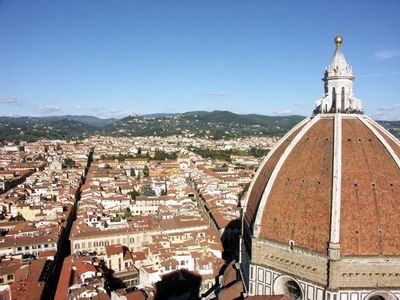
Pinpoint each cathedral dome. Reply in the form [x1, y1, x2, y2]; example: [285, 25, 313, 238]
[244, 114, 400, 257]
[241, 36, 400, 299]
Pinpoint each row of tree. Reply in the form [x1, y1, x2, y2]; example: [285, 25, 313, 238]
[189, 147, 270, 161]
[100, 149, 177, 161]
[126, 183, 158, 200]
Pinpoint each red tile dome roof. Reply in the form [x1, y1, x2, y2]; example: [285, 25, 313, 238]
[244, 114, 400, 256]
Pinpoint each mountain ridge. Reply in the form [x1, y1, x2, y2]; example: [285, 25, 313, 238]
[102, 110, 306, 139]
[1, 111, 399, 142]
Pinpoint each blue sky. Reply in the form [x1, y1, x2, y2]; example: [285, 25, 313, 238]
[0, 0, 400, 119]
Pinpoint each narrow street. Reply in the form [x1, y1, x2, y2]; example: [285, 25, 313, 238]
[44, 148, 94, 299]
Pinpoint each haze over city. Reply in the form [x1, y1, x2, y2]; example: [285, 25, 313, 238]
[1, 0, 400, 119]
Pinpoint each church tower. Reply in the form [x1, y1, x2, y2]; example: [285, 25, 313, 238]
[315, 34, 363, 113]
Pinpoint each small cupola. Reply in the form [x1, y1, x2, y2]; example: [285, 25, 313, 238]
[314, 34, 363, 114]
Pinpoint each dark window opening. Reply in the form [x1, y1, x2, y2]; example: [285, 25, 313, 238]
[285, 280, 302, 300]
[332, 87, 337, 111]
[341, 87, 345, 111]
[369, 296, 385, 300]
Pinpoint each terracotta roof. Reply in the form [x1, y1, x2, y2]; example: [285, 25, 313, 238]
[9, 258, 48, 300]
[55, 256, 74, 300]
[340, 118, 400, 255]
[130, 251, 146, 262]
[218, 281, 244, 300]
[126, 290, 146, 300]
[249, 115, 400, 256]
[260, 118, 333, 253]
[244, 121, 308, 227]
[105, 244, 123, 256]
[222, 260, 238, 286]
[37, 249, 57, 258]
[370, 121, 400, 161]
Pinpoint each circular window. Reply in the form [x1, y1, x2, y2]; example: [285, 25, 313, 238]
[369, 296, 386, 300]
[285, 280, 302, 300]
[366, 291, 398, 300]
[273, 275, 303, 300]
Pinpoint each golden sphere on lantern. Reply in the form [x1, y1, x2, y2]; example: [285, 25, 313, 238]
[334, 35, 343, 46]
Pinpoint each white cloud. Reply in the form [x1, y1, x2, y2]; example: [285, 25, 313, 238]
[295, 103, 309, 109]
[358, 71, 400, 78]
[161, 108, 176, 114]
[203, 92, 232, 96]
[75, 105, 130, 118]
[0, 97, 66, 116]
[33, 104, 64, 115]
[273, 109, 294, 116]
[375, 50, 400, 60]
[0, 96, 24, 105]
[372, 103, 400, 120]
[376, 103, 400, 112]
[371, 111, 389, 120]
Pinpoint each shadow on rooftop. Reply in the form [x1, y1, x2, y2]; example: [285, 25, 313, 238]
[221, 218, 241, 262]
[154, 269, 202, 300]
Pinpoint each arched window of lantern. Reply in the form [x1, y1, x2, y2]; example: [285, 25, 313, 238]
[332, 87, 337, 111]
[341, 87, 345, 111]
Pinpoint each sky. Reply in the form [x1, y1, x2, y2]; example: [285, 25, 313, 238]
[0, 0, 400, 120]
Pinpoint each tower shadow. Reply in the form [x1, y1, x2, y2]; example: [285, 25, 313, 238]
[154, 269, 202, 300]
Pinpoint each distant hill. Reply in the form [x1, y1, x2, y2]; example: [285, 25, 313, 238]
[39, 115, 116, 128]
[377, 120, 400, 138]
[0, 116, 96, 142]
[1, 112, 399, 142]
[102, 110, 305, 139]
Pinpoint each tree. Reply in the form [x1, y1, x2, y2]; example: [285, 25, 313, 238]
[140, 184, 156, 196]
[160, 189, 166, 196]
[104, 164, 112, 169]
[249, 147, 270, 158]
[121, 208, 132, 219]
[127, 188, 140, 200]
[63, 158, 76, 168]
[143, 165, 149, 177]
[152, 150, 178, 161]
[189, 146, 232, 161]
[130, 168, 135, 177]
